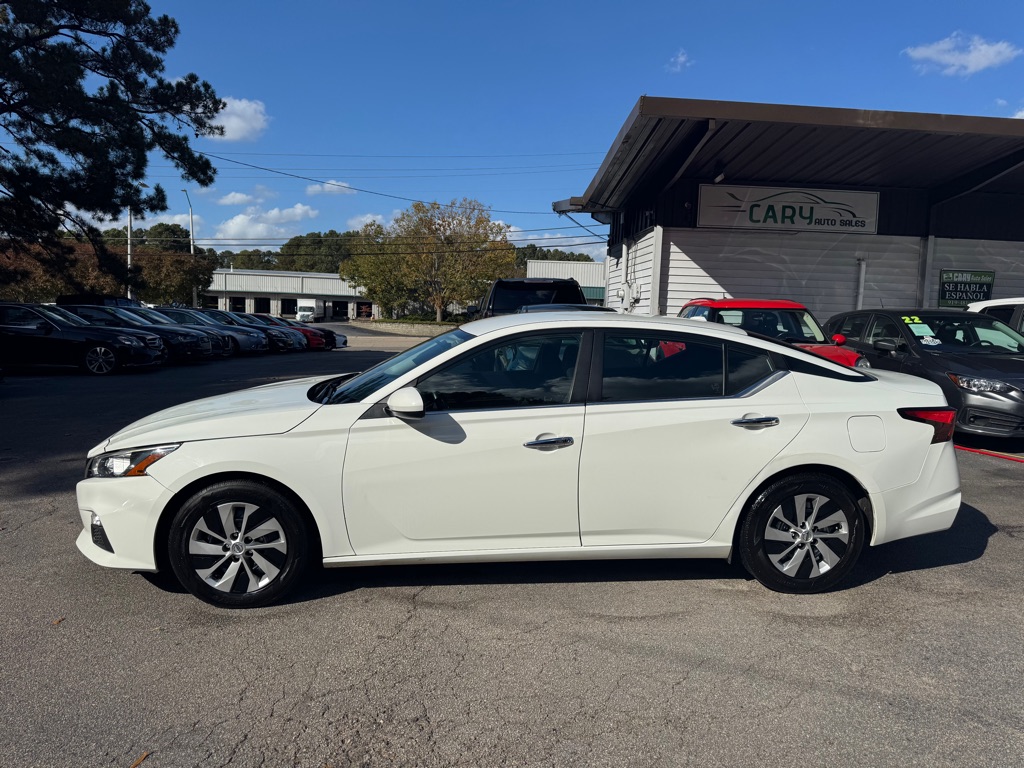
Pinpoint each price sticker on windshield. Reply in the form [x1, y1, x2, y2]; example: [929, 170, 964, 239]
[901, 316, 935, 337]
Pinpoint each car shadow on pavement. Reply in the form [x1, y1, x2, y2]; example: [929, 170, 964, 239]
[843, 503, 995, 588]
[134, 503, 996, 605]
[289, 558, 741, 606]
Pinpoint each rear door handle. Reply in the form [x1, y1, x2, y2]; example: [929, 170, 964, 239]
[524, 436, 575, 450]
[731, 416, 780, 430]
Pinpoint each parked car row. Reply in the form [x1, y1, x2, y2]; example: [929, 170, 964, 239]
[0, 302, 346, 377]
[674, 295, 1024, 439]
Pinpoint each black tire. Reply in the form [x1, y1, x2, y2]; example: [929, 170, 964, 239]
[167, 480, 311, 608]
[738, 473, 865, 594]
[82, 344, 118, 375]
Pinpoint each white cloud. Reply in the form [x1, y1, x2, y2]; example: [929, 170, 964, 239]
[214, 204, 318, 242]
[666, 49, 693, 74]
[306, 180, 356, 196]
[210, 97, 270, 141]
[347, 213, 385, 229]
[997, 98, 1009, 107]
[218, 192, 257, 206]
[261, 204, 317, 225]
[1013, 108, 1024, 119]
[904, 33, 1022, 76]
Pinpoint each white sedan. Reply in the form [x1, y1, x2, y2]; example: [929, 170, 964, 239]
[76, 313, 962, 608]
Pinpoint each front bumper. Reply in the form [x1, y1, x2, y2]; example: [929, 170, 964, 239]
[955, 390, 1024, 437]
[115, 346, 164, 368]
[75, 475, 172, 571]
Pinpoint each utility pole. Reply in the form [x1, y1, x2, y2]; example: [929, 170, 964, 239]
[126, 182, 148, 301]
[182, 189, 196, 307]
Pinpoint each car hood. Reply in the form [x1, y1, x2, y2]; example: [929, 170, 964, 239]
[932, 352, 1024, 381]
[93, 376, 331, 455]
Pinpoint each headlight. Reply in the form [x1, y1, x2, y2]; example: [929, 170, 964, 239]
[86, 444, 179, 478]
[854, 356, 871, 369]
[267, 329, 285, 338]
[116, 335, 141, 346]
[947, 373, 1016, 393]
[169, 333, 192, 343]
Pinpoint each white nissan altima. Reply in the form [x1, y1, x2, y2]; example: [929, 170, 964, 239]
[76, 313, 962, 608]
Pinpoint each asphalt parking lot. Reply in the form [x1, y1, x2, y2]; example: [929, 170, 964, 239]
[1, 323, 1022, 767]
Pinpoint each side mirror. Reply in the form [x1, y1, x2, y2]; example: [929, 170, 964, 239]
[386, 387, 425, 420]
[831, 333, 847, 346]
[466, 305, 479, 317]
[35, 320, 53, 334]
[873, 339, 897, 353]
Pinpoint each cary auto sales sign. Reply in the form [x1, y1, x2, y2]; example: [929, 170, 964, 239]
[698, 185, 879, 234]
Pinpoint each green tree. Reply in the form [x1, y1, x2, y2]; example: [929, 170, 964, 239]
[218, 249, 278, 270]
[0, 1, 223, 293]
[340, 222, 413, 318]
[279, 229, 360, 273]
[139, 222, 191, 253]
[133, 249, 215, 305]
[514, 243, 594, 275]
[394, 198, 516, 322]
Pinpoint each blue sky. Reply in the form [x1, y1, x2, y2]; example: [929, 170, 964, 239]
[132, 0, 1024, 261]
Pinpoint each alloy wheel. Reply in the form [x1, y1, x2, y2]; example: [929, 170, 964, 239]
[187, 501, 288, 593]
[763, 493, 851, 579]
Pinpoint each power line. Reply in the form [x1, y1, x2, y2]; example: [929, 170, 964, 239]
[198, 151, 568, 215]
[195, 152, 602, 161]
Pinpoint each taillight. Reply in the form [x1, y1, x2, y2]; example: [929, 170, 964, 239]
[898, 407, 957, 443]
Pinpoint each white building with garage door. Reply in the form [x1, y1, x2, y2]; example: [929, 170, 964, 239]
[554, 97, 1024, 320]
[203, 269, 375, 320]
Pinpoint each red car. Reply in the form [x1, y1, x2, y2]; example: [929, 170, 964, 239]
[677, 298, 868, 368]
[253, 313, 327, 350]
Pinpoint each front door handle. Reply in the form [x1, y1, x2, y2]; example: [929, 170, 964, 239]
[731, 416, 780, 430]
[524, 436, 575, 450]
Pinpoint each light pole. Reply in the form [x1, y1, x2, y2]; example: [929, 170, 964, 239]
[182, 189, 196, 307]
[126, 182, 148, 301]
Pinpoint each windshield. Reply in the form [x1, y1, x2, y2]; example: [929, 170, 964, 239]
[907, 314, 1024, 354]
[322, 329, 473, 404]
[242, 314, 273, 326]
[36, 305, 89, 326]
[716, 308, 826, 343]
[107, 307, 149, 324]
[492, 283, 586, 313]
[131, 307, 176, 324]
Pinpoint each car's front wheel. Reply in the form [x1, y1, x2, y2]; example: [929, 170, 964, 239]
[738, 473, 865, 593]
[167, 480, 311, 608]
[82, 344, 118, 375]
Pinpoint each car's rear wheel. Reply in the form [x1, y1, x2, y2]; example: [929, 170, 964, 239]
[167, 480, 311, 608]
[738, 473, 865, 593]
[82, 344, 118, 375]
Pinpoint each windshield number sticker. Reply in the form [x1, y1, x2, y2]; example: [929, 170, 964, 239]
[901, 315, 921, 324]
[906, 323, 936, 337]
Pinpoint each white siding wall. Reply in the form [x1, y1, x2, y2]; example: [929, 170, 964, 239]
[525, 260, 605, 287]
[660, 229, 922, 319]
[932, 239, 1024, 302]
[606, 230, 656, 312]
[606, 247, 623, 308]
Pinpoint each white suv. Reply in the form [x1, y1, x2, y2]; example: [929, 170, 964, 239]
[966, 298, 1024, 331]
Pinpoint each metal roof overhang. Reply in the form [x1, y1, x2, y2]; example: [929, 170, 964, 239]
[553, 96, 1024, 222]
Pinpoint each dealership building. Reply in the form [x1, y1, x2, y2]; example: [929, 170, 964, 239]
[555, 97, 1024, 319]
[202, 269, 375, 319]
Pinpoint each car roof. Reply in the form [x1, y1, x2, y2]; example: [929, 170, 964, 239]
[683, 298, 808, 310]
[967, 297, 1024, 309]
[465, 311, 748, 337]
[835, 308, 983, 317]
